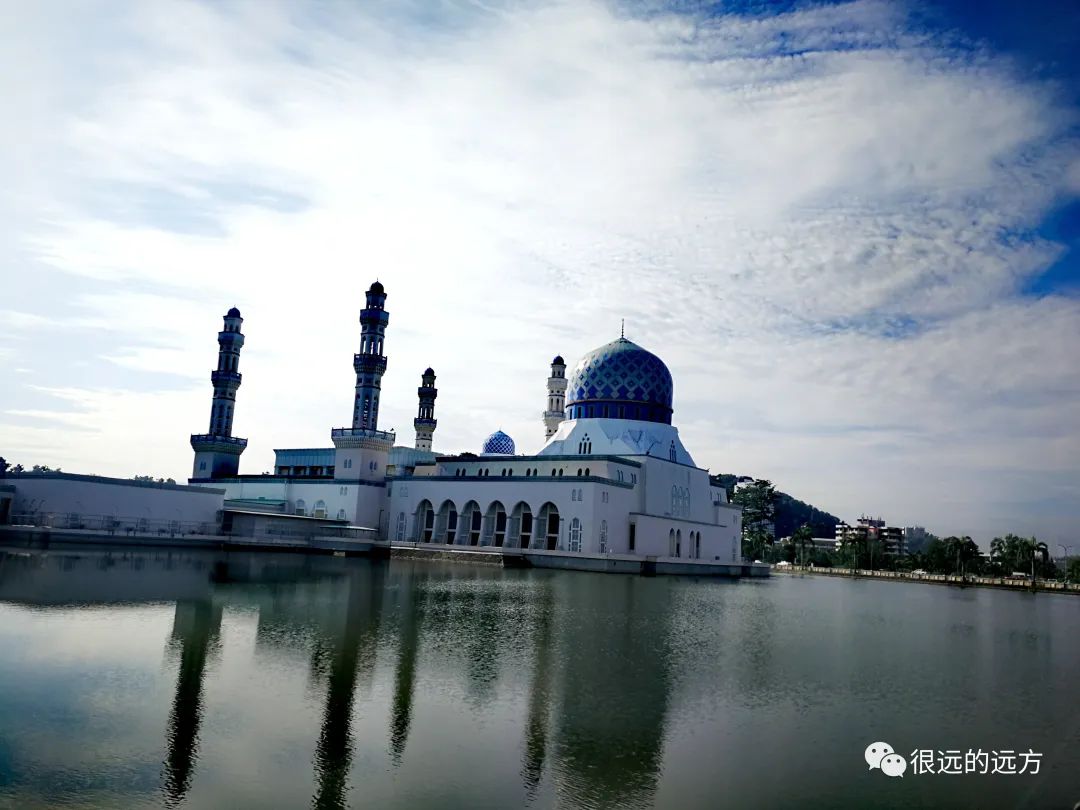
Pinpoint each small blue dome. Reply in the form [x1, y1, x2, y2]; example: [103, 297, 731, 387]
[566, 337, 673, 424]
[226, 307, 241, 318]
[482, 430, 515, 455]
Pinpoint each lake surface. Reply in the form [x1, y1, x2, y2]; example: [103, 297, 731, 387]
[0, 544, 1077, 810]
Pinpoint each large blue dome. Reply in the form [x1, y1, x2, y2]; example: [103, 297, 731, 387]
[565, 338, 673, 424]
[482, 430, 516, 455]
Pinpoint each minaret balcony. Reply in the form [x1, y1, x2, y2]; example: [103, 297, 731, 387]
[211, 370, 242, 385]
[353, 354, 388, 372]
[190, 434, 248, 453]
[332, 427, 395, 441]
[331, 426, 395, 451]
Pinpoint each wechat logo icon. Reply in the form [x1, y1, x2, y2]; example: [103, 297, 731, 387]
[865, 742, 907, 777]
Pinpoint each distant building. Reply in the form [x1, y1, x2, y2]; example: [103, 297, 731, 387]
[778, 534, 838, 558]
[836, 515, 905, 555]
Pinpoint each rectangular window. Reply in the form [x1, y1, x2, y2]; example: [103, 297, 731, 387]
[629, 523, 636, 552]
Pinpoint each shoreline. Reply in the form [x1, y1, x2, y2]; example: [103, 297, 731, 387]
[771, 564, 1080, 595]
[0, 526, 770, 579]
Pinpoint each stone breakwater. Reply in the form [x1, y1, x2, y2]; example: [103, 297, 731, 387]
[772, 564, 1080, 594]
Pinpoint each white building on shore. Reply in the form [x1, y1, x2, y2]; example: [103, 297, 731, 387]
[190, 282, 743, 567]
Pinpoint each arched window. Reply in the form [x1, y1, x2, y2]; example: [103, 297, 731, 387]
[585, 468, 590, 477]
[671, 485, 679, 516]
[695, 532, 702, 559]
[396, 512, 406, 541]
[577, 469, 582, 476]
[676, 529, 682, 558]
[569, 518, 582, 552]
[599, 520, 608, 554]
[295, 498, 306, 516]
[526, 469, 531, 477]
[669, 528, 676, 557]
[337, 509, 346, 520]
[669, 442, 676, 462]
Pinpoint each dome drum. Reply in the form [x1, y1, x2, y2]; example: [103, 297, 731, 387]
[565, 400, 671, 424]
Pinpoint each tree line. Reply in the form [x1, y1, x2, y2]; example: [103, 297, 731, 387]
[0, 459, 174, 485]
[729, 477, 1080, 583]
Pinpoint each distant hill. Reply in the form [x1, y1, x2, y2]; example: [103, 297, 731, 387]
[711, 473, 840, 539]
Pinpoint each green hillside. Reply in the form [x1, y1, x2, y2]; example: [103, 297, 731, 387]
[711, 474, 841, 539]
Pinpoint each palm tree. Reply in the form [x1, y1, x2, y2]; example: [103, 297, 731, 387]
[792, 524, 814, 566]
[1017, 536, 1049, 580]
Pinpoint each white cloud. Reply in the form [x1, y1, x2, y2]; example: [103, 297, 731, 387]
[1, 0, 1077, 543]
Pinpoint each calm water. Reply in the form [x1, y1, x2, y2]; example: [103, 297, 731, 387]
[0, 545, 1077, 810]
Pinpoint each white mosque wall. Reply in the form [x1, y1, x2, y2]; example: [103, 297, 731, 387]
[332, 445, 389, 483]
[218, 477, 388, 526]
[387, 453, 740, 561]
[9, 473, 224, 528]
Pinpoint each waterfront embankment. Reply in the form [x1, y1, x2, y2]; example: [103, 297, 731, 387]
[772, 564, 1080, 594]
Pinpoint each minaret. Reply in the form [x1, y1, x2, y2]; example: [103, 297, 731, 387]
[414, 368, 437, 452]
[189, 307, 247, 480]
[352, 281, 389, 431]
[543, 355, 567, 440]
[332, 282, 394, 490]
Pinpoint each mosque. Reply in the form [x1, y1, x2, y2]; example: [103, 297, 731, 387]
[189, 282, 744, 572]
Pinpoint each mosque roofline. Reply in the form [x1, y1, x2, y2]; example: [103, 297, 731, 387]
[386, 474, 636, 488]
[434, 453, 643, 467]
[200, 474, 386, 487]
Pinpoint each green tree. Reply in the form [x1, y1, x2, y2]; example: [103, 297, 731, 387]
[733, 479, 778, 561]
[1066, 558, 1080, 583]
[792, 524, 814, 566]
[1017, 537, 1049, 580]
[990, 533, 1027, 573]
[0, 457, 8, 478]
[940, 535, 980, 575]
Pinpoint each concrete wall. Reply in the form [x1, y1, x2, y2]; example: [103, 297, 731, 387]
[8, 473, 224, 532]
[215, 477, 387, 528]
[631, 513, 738, 563]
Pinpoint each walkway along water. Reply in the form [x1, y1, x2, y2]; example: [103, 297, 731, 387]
[772, 564, 1080, 595]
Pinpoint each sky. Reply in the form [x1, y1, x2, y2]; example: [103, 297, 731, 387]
[1, 0, 1078, 547]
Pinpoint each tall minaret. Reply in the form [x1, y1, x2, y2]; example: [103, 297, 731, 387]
[333, 283, 394, 491]
[189, 307, 247, 480]
[543, 355, 567, 440]
[414, 368, 437, 452]
[352, 281, 389, 431]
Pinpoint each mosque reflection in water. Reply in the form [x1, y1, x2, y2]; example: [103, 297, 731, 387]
[0, 547, 677, 809]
